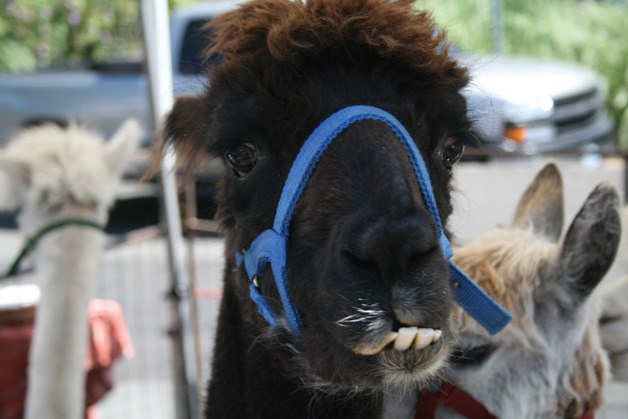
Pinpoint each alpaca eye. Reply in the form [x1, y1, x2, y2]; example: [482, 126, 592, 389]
[442, 138, 465, 172]
[225, 143, 258, 179]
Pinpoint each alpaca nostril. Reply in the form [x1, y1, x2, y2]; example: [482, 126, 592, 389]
[339, 211, 441, 286]
[342, 233, 438, 282]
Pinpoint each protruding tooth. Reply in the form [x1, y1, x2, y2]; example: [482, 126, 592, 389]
[384, 331, 399, 346]
[359, 327, 443, 354]
[353, 346, 380, 356]
[412, 328, 436, 350]
[353, 332, 398, 356]
[394, 326, 418, 351]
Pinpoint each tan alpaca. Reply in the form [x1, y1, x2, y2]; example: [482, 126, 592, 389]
[441, 163, 620, 418]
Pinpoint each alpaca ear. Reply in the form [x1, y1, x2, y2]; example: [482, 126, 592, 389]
[163, 95, 209, 158]
[0, 154, 30, 210]
[557, 182, 621, 299]
[145, 95, 207, 179]
[105, 118, 141, 175]
[512, 162, 564, 241]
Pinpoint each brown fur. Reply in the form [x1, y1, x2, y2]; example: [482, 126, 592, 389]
[159, 0, 471, 173]
[205, 0, 466, 88]
[161, 0, 470, 168]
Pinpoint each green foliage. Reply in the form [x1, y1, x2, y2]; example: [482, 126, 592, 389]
[0, 0, 225, 72]
[419, 0, 628, 148]
[0, 39, 37, 72]
[0, 1, 142, 70]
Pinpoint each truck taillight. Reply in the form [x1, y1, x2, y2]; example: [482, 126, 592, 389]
[504, 126, 527, 143]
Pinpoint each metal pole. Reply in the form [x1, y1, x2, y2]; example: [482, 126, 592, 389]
[624, 154, 628, 203]
[184, 178, 205, 397]
[492, 0, 504, 54]
[139, 1, 197, 418]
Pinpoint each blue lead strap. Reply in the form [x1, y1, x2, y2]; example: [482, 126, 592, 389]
[237, 105, 512, 336]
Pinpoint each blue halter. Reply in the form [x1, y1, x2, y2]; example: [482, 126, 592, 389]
[235, 105, 512, 337]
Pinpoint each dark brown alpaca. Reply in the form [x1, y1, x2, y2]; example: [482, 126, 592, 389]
[163, 1, 499, 417]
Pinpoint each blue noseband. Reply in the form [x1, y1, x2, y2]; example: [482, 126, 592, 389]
[235, 105, 512, 337]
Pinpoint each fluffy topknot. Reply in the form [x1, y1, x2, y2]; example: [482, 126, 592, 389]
[204, 0, 467, 90]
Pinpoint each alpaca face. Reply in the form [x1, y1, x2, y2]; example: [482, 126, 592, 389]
[166, 0, 473, 391]
[0, 120, 140, 232]
[279, 112, 459, 390]
[448, 164, 620, 418]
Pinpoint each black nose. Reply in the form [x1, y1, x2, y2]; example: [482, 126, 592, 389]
[337, 207, 453, 327]
[342, 207, 440, 285]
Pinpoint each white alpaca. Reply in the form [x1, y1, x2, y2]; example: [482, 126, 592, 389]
[0, 120, 140, 419]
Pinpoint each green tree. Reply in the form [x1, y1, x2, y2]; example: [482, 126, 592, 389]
[0, 1, 142, 71]
[0, 0, 217, 72]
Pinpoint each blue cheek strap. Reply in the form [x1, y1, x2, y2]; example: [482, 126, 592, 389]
[235, 105, 512, 337]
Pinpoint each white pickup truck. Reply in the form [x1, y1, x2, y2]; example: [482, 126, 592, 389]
[0, 1, 614, 154]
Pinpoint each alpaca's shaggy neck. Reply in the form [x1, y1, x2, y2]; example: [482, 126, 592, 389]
[24, 227, 104, 419]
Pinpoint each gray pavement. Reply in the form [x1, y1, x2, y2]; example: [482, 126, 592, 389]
[1, 156, 627, 417]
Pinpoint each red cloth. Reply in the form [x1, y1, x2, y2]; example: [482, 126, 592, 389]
[0, 299, 134, 419]
[84, 299, 135, 406]
[415, 383, 596, 419]
[416, 383, 496, 419]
